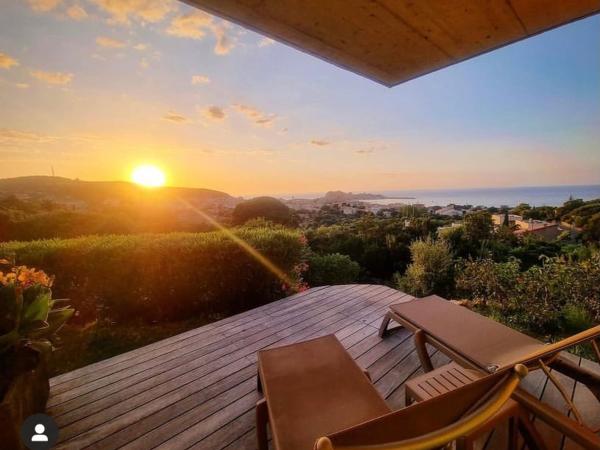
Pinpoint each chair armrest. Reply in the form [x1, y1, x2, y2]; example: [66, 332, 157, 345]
[316, 365, 527, 450]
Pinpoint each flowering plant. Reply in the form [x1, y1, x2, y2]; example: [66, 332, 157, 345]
[0, 259, 74, 355]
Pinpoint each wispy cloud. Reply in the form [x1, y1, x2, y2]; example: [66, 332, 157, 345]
[258, 37, 274, 47]
[0, 128, 56, 145]
[91, 0, 175, 25]
[163, 111, 188, 123]
[310, 139, 330, 146]
[355, 148, 375, 155]
[27, 0, 62, 12]
[16, 83, 29, 89]
[166, 11, 212, 39]
[166, 12, 235, 55]
[213, 24, 234, 55]
[0, 52, 19, 70]
[96, 36, 127, 48]
[201, 105, 226, 121]
[30, 70, 73, 85]
[233, 104, 277, 128]
[66, 4, 88, 20]
[191, 74, 210, 85]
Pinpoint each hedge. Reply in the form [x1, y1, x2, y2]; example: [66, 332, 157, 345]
[0, 227, 306, 323]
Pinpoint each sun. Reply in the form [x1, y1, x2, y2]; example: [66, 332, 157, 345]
[131, 165, 166, 188]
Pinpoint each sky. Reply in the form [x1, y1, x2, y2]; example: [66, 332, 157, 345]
[0, 0, 599, 197]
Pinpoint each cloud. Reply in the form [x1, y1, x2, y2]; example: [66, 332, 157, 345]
[133, 43, 147, 51]
[191, 74, 210, 85]
[355, 149, 375, 155]
[96, 36, 127, 48]
[233, 104, 277, 128]
[0, 129, 56, 145]
[91, 0, 175, 25]
[163, 111, 188, 123]
[0, 52, 19, 70]
[139, 57, 149, 69]
[166, 11, 212, 39]
[166, 12, 236, 55]
[30, 70, 73, 85]
[27, 0, 62, 12]
[258, 37, 275, 47]
[16, 83, 29, 89]
[310, 139, 330, 146]
[66, 4, 88, 20]
[202, 105, 226, 121]
[213, 25, 234, 55]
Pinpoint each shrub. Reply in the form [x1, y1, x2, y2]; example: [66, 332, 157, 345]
[304, 253, 360, 286]
[0, 227, 306, 323]
[232, 197, 295, 226]
[456, 254, 600, 334]
[396, 237, 453, 297]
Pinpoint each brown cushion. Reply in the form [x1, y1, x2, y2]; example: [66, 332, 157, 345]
[390, 296, 546, 371]
[258, 335, 390, 450]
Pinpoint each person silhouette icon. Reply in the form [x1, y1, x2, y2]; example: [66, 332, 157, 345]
[31, 424, 48, 442]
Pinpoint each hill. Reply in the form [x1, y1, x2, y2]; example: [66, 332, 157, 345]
[0, 176, 238, 208]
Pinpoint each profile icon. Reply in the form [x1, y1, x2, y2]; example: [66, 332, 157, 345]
[31, 423, 49, 442]
[20, 413, 58, 449]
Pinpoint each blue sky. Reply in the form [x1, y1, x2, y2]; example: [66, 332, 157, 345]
[0, 0, 598, 196]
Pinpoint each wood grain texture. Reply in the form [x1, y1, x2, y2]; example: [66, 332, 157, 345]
[48, 285, 599, 449]
[184, 0, 600, 86]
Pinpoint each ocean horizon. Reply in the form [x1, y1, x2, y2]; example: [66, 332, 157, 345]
[282, 184, 600, 207]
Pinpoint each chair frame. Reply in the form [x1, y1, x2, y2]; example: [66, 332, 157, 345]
[379, 307, 600, 449]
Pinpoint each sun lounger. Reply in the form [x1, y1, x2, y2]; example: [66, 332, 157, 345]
[379, 295, 600, 448]
[256, 334, 528, 450]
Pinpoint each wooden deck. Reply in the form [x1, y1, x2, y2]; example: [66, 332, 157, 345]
[48, 284, 600, 450]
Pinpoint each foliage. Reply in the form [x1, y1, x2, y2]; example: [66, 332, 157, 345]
[0, 227, 306, 323]
[463, 211, 493, 243]
[231, 197, 295, 226]
[456, 254, 600, 334]
[304, 253, 360, 286]
[0, 262, 74, 355]
[396, 237, 453, 297]
[305, 217, 432, 281]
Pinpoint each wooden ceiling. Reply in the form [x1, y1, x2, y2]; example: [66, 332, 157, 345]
[184, 0, 600, 86]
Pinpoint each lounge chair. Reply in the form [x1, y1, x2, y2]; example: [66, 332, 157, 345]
[256, 334, 529, 450]
[378, 295, 600, 448]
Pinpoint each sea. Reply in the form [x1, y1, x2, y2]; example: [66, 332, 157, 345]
[363, 185, 600, 208]
[281, 185, 600, 208]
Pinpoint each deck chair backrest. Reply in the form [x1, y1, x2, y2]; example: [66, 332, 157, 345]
[315, 364, 528, 450]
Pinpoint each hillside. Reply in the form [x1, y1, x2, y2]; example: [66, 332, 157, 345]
[0, 176, 238, 208]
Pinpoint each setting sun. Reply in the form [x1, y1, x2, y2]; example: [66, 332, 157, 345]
[131, 165, 166, 188]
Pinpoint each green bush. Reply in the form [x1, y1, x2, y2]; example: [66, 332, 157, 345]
[456, 254, 600, 334]
[396, 237, 453, 297]
[0, 227, 306, 323]
[304, 253, 360, 286]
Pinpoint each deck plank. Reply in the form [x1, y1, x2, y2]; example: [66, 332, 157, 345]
[48, 285, 598, 450]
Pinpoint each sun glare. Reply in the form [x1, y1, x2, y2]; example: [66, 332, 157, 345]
[131, 165, 166, 188]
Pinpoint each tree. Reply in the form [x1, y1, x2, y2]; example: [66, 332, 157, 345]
[231, 197, 295, 226]
[396, 237, 453, 297]
[463, 211, 493, 243]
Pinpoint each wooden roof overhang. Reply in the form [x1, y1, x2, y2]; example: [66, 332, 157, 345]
[184, 0, 600, 86]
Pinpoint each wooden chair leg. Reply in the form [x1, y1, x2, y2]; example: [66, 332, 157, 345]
[414, 329, 434, 372]
[378, 312, 392, 338]
[257, 370, 263, 393]
[456, 436, 474, 450]
[256, 398, 269, 450]
[508, 417, 518, 450]
[517, 412, 547, 450]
